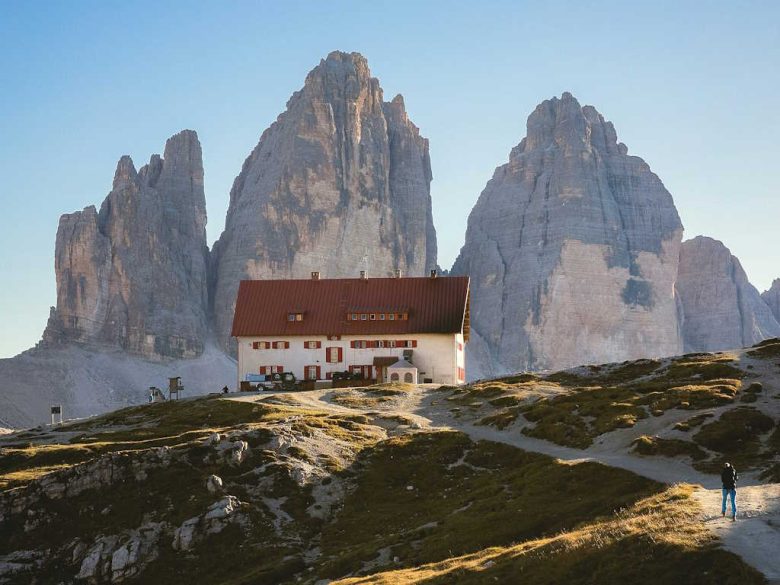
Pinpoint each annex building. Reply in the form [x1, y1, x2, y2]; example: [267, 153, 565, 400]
[231, 272, 470, 387]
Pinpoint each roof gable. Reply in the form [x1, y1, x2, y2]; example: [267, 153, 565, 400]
[231, 276, 470, 339]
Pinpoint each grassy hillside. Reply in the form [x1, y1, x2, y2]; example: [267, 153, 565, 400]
[0, 381, 764, 584]
[443, 339, 780, 480]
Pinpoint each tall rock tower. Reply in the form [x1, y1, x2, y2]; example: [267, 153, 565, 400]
[211, 51, 437, 351]
[452, 93, 684, 376]
[43, 130, 210, 359]
[761, 279, 780, 324]
[677, 236, 780, 351]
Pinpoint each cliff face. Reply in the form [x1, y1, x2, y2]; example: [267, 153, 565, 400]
[677, 236, 780, 352]
[761, 279, 780, 324]
[452, 93, 684, 376]
[43, 131, 210, 360]
[211, 51, 437, 351]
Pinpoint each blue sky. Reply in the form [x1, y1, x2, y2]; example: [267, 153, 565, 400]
[1, 0, 778, 358]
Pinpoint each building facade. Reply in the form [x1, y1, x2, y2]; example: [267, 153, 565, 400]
[232, 273, 469, 386]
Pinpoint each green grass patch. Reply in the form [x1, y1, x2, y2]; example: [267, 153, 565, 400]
[632, 436, 707, 460]
[332, 485, 765, 585]
[693, 407, 775, 473]
[318, 431, 661, 579]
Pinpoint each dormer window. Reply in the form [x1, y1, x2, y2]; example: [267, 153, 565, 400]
[288, 312, 303, 322]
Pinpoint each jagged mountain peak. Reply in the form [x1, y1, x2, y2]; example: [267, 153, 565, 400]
[211, 52, 437, 352]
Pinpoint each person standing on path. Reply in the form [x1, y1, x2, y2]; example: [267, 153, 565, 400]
[721, 462, 738, 521]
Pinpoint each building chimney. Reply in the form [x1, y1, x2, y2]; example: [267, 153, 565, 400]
[394, 269, 402, 278]
[430, 269, 437, 278]
[311, 271, 320, 280]
[360, 270, 368, 280]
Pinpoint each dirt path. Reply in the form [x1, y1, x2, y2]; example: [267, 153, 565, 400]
[227, 387, 780, 582]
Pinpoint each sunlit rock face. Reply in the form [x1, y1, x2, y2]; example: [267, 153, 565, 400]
[211, 51, 437, 352]
[452, 93, 684, 377]
[43, 130, 210, 359]
[677, 236, 780, 352]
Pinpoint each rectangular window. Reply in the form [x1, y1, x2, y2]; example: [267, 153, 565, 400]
[389, 313, 395, 321]
[351, 313, 358, 321]
[305, 340, 321, 349]
[361, 314, 368, 321]
[305, 365, 320, 380]
[379, 313, 385, 320]
[370, 313, 376, 320]
[253, 341, 272, 350]
[272, 341, 290, 349]
[327, 347, 342, 363]
[387, 340, 396, 348]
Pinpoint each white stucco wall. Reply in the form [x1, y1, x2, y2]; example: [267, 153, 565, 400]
[236, 333, 466, 386]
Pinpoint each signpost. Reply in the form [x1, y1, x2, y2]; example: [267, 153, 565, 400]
[50, 405, 63, 425]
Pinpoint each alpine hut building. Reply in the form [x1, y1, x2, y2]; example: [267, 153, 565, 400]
[231, 271, 469, 387]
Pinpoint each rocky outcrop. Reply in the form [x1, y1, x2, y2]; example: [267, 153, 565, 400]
[677, 236, 780, 352]
[452, 93, 684, 376]
[42, 131, 209, 360]
[761, 279, 780, 323]
[211, 51, 437, 351]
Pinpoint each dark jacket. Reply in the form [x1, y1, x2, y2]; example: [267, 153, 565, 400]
[721, 466, 738, 490]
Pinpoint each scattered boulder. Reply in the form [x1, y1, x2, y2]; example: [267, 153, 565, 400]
[206, 474, 223, 494]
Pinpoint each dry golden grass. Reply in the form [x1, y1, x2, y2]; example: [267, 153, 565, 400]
[331, 485, 763, 585]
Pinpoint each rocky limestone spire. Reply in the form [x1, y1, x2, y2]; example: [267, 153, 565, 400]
[43, 130, 210, 360]
[677, 236, 780, 351]
[211, 51, 437, 352]
[452, 93, 684, 376]
[761, 279, 780, 324]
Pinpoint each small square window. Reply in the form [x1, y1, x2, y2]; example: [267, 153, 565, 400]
[351, 313, 358, 320]
[389, 314, 395, 321]
[370, 313, 376, 320]
[361, 314, 368, 320]
[287, 313, 296, 322]
[379, 313, 385, 320]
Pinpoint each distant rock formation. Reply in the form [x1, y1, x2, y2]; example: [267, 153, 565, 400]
[43, 130, 210, 360]
[677, 236, 780, 352]
[761, 279, 780, 324]
[211, 51, 437, 351]
[452, 93, 684, 376]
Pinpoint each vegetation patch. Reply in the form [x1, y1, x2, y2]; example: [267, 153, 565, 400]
[318, 431, 660, 579]
[693, 407, 776, 473]
[331, 485, 764, 585]
[746, 338, 780, 359]
[631, 436, 707, 461]
[673, 413, 714, 432]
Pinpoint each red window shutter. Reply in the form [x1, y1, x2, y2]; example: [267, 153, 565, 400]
[317, 341, 322, 349]
[326, 371, 332, 380]
[350, 340, 356, 349]
[397, 340, 404, 347]
[316, 365, 321, 379]
[372, 340, 379, 348]
[337, 347, 343, 362]
[285, 341, 290, 349]
[258, 366, 264, 375]
[412, 340, 418, 348]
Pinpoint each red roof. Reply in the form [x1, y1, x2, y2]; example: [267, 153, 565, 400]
[231, 276, 470, 339]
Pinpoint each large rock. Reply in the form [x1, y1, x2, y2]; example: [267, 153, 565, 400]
[211, 51, 437, 351]
[452, 93, 684, 376]
[42, 130, 209, 360]
[761, 279, 780, 323]
[677, 236, 780, 352]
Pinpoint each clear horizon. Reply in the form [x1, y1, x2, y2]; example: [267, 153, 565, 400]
[1, 0, 779, 358]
